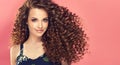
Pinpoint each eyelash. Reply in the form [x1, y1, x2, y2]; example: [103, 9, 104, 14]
[43, 18, 48, 22]
[31, 18, 37, 22]
[31, 18, 48, 22]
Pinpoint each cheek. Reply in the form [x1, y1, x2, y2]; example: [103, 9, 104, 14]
[44, 23, 49, 29]
[28, 22, 36, 30]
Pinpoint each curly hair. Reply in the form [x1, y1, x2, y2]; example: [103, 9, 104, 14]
[11, 0, 88, 64]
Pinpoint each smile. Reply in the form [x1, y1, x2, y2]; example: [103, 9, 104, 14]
[36, 30, 44, 32]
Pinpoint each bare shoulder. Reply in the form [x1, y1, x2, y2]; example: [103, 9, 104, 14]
[10, 44, 20, 53]
[10, 44, 20, 65]
[10, 44, 20, 59]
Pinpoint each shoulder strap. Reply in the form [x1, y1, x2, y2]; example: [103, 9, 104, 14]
[20, 44, 23, 55]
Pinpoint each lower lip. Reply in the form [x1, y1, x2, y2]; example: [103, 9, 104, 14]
[36, 30, 44, 32]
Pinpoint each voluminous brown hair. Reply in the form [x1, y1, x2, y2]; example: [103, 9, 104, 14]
[11, 0, 88, 64]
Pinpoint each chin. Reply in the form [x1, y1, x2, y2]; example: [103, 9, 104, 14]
[36, 33, 44, 37]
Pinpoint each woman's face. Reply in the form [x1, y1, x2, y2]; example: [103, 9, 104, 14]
[27, 8, 49, 37]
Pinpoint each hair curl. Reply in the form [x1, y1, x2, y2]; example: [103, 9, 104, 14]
[11, 0, 88, 64]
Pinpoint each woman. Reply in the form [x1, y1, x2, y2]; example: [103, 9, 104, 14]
[10, 0, 88, 65]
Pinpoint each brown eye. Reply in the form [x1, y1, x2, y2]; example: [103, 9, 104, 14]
[43, 18, 48, 22]
[31, 18, 37, 22]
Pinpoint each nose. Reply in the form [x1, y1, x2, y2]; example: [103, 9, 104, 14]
[38, 21, 43, 28]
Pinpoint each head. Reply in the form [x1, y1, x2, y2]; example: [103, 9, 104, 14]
[25, 0, 52, 38]
[12, 0, 52, 43]
[11, 0, 88, 64]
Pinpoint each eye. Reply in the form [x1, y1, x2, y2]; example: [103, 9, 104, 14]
[31, 18, 37, 22]
[43, 18, 48, 22]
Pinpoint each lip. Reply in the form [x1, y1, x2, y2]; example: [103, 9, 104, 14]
[36, 29, 44, 32]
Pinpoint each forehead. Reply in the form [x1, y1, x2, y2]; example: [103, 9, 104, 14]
[28, 8, 48, 18]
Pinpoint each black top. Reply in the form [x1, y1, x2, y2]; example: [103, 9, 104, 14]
[16, 44, 61, 65]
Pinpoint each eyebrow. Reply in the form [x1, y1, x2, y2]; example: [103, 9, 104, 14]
[31, 17, 48, 19]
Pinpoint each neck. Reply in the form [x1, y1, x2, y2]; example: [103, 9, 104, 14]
[25, 34, 42, 45]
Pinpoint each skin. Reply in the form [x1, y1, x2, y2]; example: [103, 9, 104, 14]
[10, 8, 68, 65]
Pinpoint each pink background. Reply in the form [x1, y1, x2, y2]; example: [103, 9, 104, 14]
[0, 0, 120, 65]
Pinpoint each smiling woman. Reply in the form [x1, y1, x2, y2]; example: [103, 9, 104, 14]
[10, 0, 88, 65]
